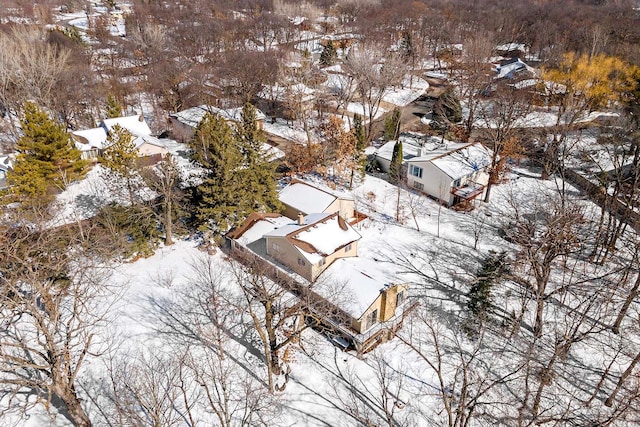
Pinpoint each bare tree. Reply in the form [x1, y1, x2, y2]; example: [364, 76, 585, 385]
[343, 42, 407, 140]
[505, 193, 587, 338]
[0, 223, 111, 426]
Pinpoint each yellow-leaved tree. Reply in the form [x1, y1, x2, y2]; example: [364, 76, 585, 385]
[540, 53, 638, 181]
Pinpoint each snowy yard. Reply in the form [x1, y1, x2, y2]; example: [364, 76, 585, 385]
[16, 162, 633, 426]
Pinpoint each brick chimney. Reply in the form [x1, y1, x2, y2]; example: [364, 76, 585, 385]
[297, 213, 304, 225]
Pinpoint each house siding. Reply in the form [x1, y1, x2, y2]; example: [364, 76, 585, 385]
[407, 161, 455, 205]
[266, 236, 313, 280]
[267, 235, 359, 282]
[309, 241, 358, 281]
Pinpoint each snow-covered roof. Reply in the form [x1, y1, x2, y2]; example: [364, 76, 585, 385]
[264, 212, 361, 264]
[427, 143, 491, 179]
[102, 115, 152, 137]
[228, 213, 292, 245]
[495, 42, 527, 52]
[170, 105, 267, 129]
[375, 133, 469, 163]
[317, 257, 399, 319]
[291, 213, 361, 256]
[279, 181, 338, 214]
[72, 127, 108, 150]
[495, 58, 536, 80]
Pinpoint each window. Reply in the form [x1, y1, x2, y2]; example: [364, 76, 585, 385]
[318, 258, 325, 267]
[409, 164, 423, 178]
[453, 178, 461, 188]
[366, 309, 378, 329]
[297, 258, 306, 266]
[272, 242, 280, 252]
[413, 181, 424, 191]
[396, 290, 405, 307]
[345, 243, 352, 252]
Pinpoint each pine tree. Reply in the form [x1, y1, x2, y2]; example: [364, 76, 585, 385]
[236, 103, 281, 213]
[105, 94, 123, 119]
[191, 113, 247, 233]
[99, 124, 140, 204]
[467, 251, 508, 321]
[384, 108, 402, 141]
[319, 40, 337, 67]
[353, 113, 366, 152]
[8, 102, 87, 204]
[389, 140, 403, 184]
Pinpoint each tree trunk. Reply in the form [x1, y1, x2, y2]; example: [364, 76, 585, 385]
[605, 350, 640, 407]
[60, 390, 92, 427]
[612, 272, 640, 334]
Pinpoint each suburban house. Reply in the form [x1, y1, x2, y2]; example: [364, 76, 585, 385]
[278, 179, 355, 221]
[374, 133, 491, 207]
[71, 114, 168, 163]
[495, 57, 536, 81]
[169, 105, 266, 142]
[263, 212, 360, 282]
[227, 211, 414, 353]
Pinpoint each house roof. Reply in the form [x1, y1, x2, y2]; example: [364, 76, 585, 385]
[101, 114, 152, 137]
[375, 133, 469, 163]
[264, 212, 361, 264]
[410, 143, 491, 180]
[316, 257, 399, 319]
[495, 58, 536, 80]
[132, 135, 167, 150]
[170, 105, 266, 129]
[278, 181, 339, 214]
[227, 212, 292, 245]
[72, 127, 108, 151]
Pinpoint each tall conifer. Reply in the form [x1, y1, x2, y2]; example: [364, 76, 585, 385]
[8, 102, 86, 203]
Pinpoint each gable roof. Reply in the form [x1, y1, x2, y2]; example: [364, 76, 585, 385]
[72, 127, 108, 151]
[265, 212, 361, 263]
[410, 143, 491, 180]
[317, 257, 399, 319]
[101, 114, 152, 137]
[227, 212, 291, 244]
[375, 133, 469, 163]
[170, 105, 266, 129]
[278, 180, 339, 214]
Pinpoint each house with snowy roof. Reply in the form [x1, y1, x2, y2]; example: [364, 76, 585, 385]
[169, 105, 266, 142]
[405, 142, 490, 207]
[278, 179, 355, 221]
[71, 114, 168, 163]
[374, 133, 491, 206]
[227, 211, 413, 352]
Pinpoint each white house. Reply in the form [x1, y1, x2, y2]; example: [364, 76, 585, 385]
[374, 133, 491, 206]
[169, 105, 266, 142]
[405, 143, 491, 206]
[71, 114, 168, 163]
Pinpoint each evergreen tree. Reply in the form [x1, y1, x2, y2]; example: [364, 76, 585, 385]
[384, 108, 402, 141]
[434, 87, 463, 125]
[191, 113, 247, 233]
[400, 31, 415, 62]
[319, 40, 337, 67]
[236, 102, 281, 213]
[8, 102, 87, 204]
[352, 113, 367, 182]
[353, 113, 366, 152]
[389, 140, 403, 184]
[105, 94, 123, 119]
[99, 125, 140, 205]
[467, 251, 508, 321]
